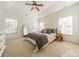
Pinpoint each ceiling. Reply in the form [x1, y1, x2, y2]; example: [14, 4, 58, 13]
[0, 1, 78, 19]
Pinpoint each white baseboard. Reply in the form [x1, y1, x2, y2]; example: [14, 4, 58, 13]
[65, 40, 79, 45]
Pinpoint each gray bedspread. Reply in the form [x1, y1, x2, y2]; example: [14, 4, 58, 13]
[24, 33, 48, 49]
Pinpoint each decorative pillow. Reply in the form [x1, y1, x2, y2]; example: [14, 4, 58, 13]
[54, 28, 57, 33]
[41, 29, 47, 33]
[46, 29, 51, 34]
[41, 28, 57, 34]
[51, 29, 54, 33]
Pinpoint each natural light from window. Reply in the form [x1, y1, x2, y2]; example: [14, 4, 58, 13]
[5, 18, 17, 33]
[39, 22, 44, 31]
[59, 16, 72, 35]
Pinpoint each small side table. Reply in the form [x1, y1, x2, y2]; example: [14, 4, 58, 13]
[56, 33, 64, 42]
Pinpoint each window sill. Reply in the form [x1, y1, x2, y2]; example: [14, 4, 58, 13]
[63, 34, 72, 36]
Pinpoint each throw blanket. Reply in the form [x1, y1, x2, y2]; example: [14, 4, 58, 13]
[24, 33, 48, 49]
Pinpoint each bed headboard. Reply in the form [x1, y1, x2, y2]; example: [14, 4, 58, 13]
[22, 25, 28, 36]
[41, 28, 58, 34]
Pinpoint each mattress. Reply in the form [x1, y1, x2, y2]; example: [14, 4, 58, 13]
[25, 33, 56, 52]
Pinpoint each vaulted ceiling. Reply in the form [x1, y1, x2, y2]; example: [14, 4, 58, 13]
[0, 1, 78, 19]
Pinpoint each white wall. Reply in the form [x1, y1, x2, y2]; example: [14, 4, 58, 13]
[38, 3, 79, 44]
[1, 9, 24, 39]
[23, 14, 38, 33]
[0, 9, 5, 29]
[0, 8, 38, 39]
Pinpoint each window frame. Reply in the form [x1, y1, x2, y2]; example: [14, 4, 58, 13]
[59, 16, 72, 35]
[5, 18, 18, 34]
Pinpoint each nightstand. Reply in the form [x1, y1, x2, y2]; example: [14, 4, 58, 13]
[56, 33, 64, 42]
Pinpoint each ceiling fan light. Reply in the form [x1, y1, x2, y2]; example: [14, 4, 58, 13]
[33, 5, 36, 9]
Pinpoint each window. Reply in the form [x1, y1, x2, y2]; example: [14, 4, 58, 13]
[39, 22, 44, 30]
[59, 16, 72, 35]
[5, 18, 17, 33]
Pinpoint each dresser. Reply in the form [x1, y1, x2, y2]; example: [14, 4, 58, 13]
[0, 30, 6, 57]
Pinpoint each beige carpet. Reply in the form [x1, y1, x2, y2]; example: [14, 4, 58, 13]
[2, 38, 79, 57]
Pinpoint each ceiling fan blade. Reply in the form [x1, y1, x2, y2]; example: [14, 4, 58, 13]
[36, 4, 43, 6]
[25, 3, 32, 5]
[36, 7, 40, 11]
[33, 1, 36, 4]
[25, 1, 43, 11]
[31, 7, 33, 11]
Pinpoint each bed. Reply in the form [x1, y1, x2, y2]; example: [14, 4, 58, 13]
[22, 25, 56, 52]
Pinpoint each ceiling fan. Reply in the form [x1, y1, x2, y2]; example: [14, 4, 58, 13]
[25, 1, 43, 11]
